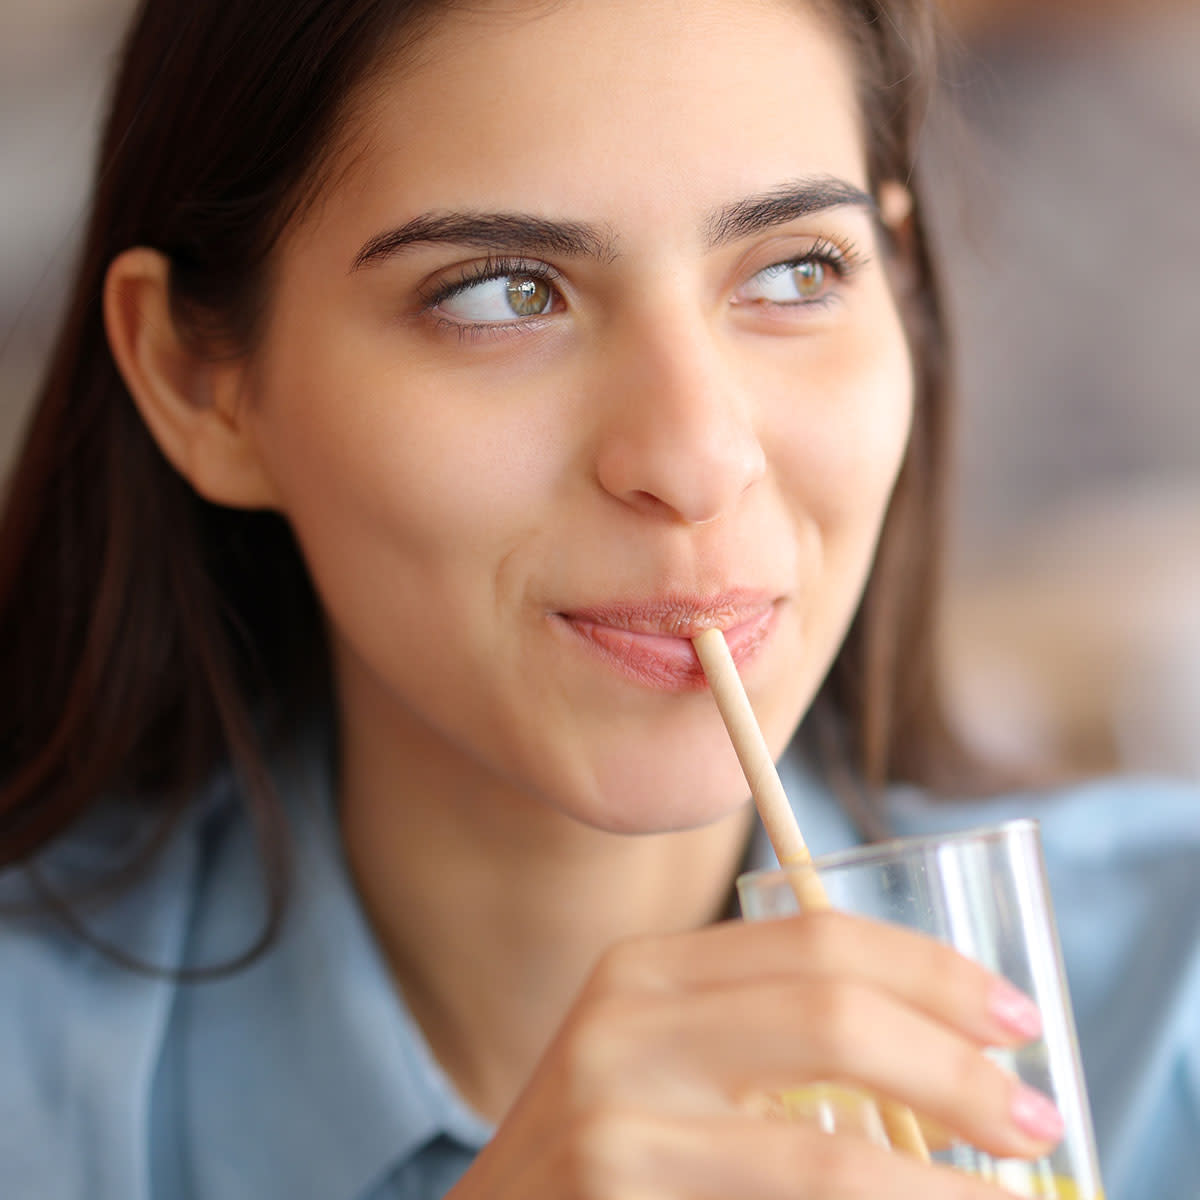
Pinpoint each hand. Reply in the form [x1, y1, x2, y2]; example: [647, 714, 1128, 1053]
[446, 909, 1060, 1197]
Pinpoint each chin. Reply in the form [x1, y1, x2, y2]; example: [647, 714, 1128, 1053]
[552, 750, 756, 837]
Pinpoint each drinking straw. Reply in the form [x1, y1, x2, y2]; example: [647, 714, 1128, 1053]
[692, 627, 931, 1162]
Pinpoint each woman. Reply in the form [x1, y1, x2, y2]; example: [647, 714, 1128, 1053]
[0, 0, 1195, 1196]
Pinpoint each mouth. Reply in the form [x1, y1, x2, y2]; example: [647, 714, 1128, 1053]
[554, 593, 779, 690]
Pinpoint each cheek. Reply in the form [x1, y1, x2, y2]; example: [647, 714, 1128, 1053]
[237, 346, 592, 733]
[762, 316, 913, 714]
[773, 317, 914, 535]
[246, 369, 571, 745]
[247, 348, 567, 579]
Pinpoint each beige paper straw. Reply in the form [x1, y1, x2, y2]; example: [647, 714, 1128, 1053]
[692, 627, 930, 1162]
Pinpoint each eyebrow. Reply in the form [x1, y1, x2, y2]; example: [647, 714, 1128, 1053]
[349, 176, 875, 271]
[351, 212, 616, 270]
[705, 177, 875, 246]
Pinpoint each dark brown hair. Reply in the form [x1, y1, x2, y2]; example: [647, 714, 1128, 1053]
[806, 0, 976, 824]
[0, 0, 966, 937]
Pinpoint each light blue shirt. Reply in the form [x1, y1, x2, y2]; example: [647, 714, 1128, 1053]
[1, 732, 1197, 1199]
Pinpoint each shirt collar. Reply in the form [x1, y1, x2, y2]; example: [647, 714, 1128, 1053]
[174, 727, 491, 1200]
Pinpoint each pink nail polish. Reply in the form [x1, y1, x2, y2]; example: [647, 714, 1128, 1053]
[1012, 1085, 1065, 1143]
[989, 980, 1043, 1039]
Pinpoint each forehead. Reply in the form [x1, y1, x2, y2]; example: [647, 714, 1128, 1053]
[303, 0, 865, 248]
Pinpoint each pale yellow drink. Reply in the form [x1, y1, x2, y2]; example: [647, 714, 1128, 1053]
[770, 1085, 1104, 1198]
[737, 824, 1107, 1200]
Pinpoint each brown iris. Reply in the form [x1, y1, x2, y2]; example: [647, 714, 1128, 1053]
[791, 260, 826, 299]
[506, 276, 553, 317]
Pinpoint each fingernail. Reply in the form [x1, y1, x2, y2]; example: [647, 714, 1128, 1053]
[989, 980, 1043, 1039]
[1011, 1085, 1065, 1143]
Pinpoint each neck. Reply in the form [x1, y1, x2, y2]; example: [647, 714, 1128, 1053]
[335, 694, 756, 1122]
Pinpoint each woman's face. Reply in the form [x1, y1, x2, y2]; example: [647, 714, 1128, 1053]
[239, 0, 914, 831]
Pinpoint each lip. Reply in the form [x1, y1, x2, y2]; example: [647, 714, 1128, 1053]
[555, 592, 779, 690]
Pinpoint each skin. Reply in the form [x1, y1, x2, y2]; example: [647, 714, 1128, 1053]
[104, 0, 1065, 1192]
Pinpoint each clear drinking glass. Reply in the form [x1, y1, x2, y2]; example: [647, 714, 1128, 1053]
[736, 820, 1105, 1198]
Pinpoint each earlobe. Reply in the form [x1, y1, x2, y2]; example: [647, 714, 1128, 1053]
[876, 181, 918, 296]
[102, 247, 280, 510]
[878, 181, 914, 236]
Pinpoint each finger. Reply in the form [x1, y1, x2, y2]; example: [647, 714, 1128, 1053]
[596, 978, 1062, 1160]
[559, 1108, 1044, 1200]
[601, 911, 1043, 1048]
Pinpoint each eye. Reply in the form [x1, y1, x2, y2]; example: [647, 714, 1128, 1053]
[739, 257, 835, 306]
[434, 270, 559, 324]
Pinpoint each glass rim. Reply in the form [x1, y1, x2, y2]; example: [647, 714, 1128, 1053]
[736, 817, 1042, 890]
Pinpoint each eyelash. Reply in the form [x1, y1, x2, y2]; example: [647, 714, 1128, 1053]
[762, 237, 866, 304]
[418, 256, 562, 338]
[417, 239, 866, 341]
[792, 237, 861, 277]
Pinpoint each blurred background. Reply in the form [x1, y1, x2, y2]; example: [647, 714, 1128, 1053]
[2, 0, 1198, 783]
[928, 0, 1200, 781]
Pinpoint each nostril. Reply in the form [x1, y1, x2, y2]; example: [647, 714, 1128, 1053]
[595, 426, 766, 525]
[591, 335, 767, 524]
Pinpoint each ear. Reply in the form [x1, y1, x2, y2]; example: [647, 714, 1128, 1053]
[103, 247, 280, 510]
[876, 181, 918, 296]
[878, 181, 914, 239]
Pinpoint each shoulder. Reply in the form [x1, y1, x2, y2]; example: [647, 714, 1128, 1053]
[885, 771, 1199, 880]
[886, 772, 1200, 999]
[1029, 772, 1200, 860]
[1010, 775, 1200, 1016]
[0, 782, 236, 1199]
[977, 775, 1200, 998]
[1035, 777, 1200, 1195]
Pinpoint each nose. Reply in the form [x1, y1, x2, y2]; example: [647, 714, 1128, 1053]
[592, 320, 767, 525]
